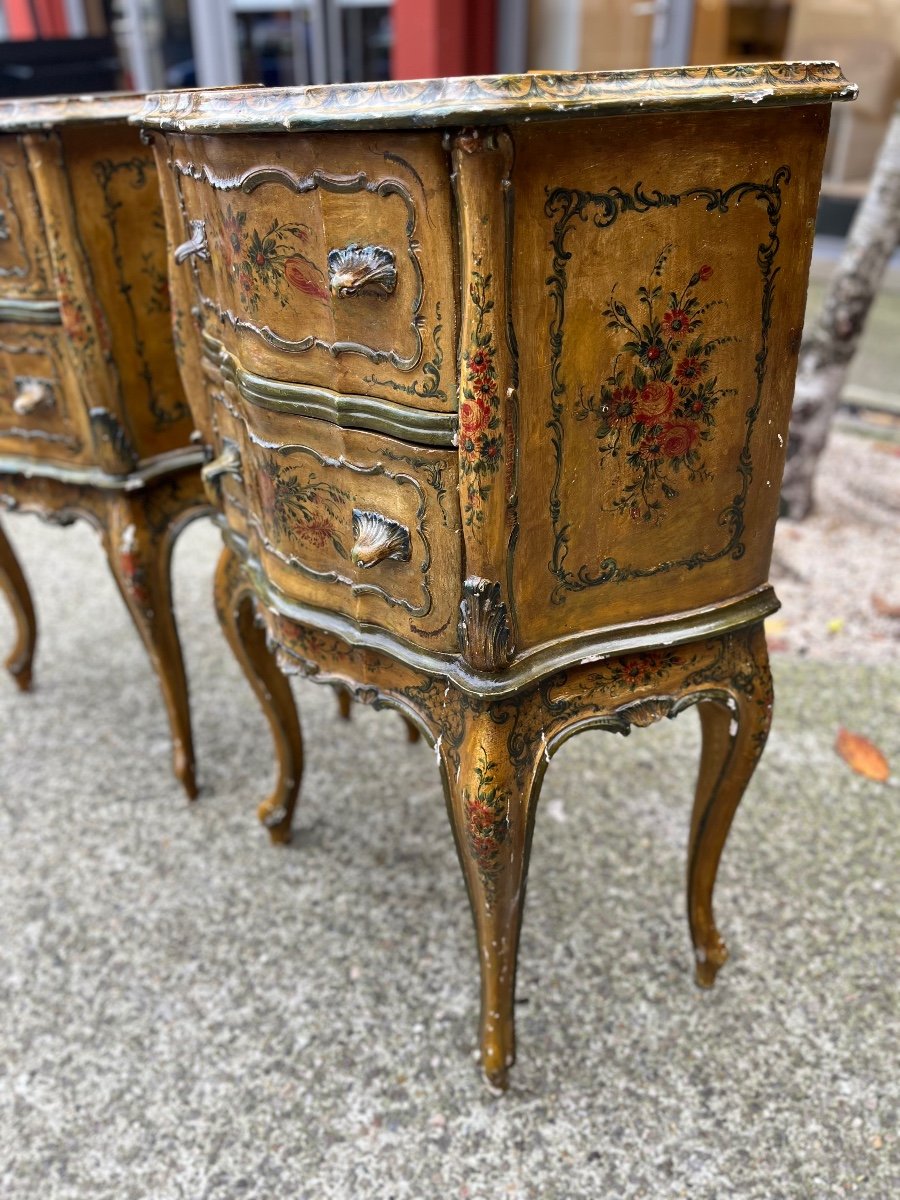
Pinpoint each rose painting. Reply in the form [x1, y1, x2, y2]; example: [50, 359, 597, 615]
[576, 245, 735, 523]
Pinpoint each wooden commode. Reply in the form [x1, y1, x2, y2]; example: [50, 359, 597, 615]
[140, 63, 856, 1086]
[0, 93, 209, 796]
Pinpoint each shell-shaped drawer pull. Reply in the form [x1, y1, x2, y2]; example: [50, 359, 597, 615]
[328, 244, 397, 298]
[174, 219, 210, 265]
[12, 378, 53, 416]
[201, 440, 242, 500]
[351, 509, 411, 569]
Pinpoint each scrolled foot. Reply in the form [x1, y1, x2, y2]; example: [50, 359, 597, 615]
[694, 930, 729, 988]
[258, 787, 297, 846]
[173, 740, 198, 801]
[481, 1029, 514, 1092]
[10, 658, 33, 692]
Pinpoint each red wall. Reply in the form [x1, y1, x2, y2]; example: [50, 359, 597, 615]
[391, 0, 497, 80]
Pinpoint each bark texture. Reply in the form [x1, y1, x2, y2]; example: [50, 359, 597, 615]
[781, 105, 900, 520]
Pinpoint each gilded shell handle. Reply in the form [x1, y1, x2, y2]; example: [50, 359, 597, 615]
[328, 244, 397, 298]
[174, 219, 210, 265]
[351, 509, 411, 569]
[201, 440, 242, 502]
[12, 378, 53, 416]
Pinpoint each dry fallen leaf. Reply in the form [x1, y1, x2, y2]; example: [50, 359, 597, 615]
[835, 728, 891, 783]
[872, 593, 900, 619]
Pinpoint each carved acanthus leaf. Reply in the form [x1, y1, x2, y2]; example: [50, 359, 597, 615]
[620, 696, 676, 727]
[458, 577, 514, 673]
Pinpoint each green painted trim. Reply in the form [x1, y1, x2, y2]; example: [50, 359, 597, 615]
[0, 299, 61, 325]
[225, 525, 779, 697]
[0, 446, 206, 490]
[203, 334, 458, 448]
[138, 63, 856, 135]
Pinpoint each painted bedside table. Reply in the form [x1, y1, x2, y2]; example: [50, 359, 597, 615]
[141, 62, 855, 1086]
[0, 94, 210, 796]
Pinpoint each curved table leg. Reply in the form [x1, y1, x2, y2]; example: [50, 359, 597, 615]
[104, 482, 204, 800]
[438, 699, 546, 1091]
[214, 543, 303, 844]
[0, 517, 36, 692]
[688, 625, 774, 987]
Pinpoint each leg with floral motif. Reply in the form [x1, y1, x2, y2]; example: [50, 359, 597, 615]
[688, 625, 774, 987]
[0, 517, 36, 692]
[438, 694, 546, 1090]
[214, 544, 303, 844]
[104, 487, 200, 800]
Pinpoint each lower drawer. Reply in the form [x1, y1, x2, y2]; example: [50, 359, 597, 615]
[211, 384, 462, 652]
[0, 323, 89, 464]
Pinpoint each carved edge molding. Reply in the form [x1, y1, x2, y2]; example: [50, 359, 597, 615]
[226, 528, 780, 698]
[137, 63, 856, 134]
[458, 576, 515, 673]
[202, 332, 457, 448]
[0, 299, 60, 324]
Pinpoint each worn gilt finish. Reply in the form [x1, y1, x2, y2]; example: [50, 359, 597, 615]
[143, 63, 853, 1087]
[0, 96, 209, 794]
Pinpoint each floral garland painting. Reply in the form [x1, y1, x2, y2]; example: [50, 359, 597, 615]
[221, 204, 328, 313]
[576, 245, 735, 524]
[459, 271, 503, 529]
[257, 460, 350, 559]
[463, 747, 509, 897]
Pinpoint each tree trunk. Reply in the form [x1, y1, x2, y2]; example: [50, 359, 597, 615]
[781, 104, 900, 520]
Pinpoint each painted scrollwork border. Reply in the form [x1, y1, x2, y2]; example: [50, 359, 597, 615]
[170, 159, 430, 376]
[245, 433, 435, 618]
[545, 166, 789, 604]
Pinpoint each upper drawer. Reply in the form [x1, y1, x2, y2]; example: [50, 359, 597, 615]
[0, 322, 90, 465]
[0, 136, 53, 301]
[164, 131, 456, 412]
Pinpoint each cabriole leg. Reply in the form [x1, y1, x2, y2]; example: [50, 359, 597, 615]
[688, 626, 774, 986]
[0, 517, 36, 692]
[438, 698, 545, 1090]
[214, 544, 303, 844]
[104, 489, 198, 800]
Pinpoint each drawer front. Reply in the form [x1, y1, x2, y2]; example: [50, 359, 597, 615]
[212, 383, 462, 650]
[165, 131, 455, 412]
[0, 137, 53, 301]
[0, 323, 89, 463]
